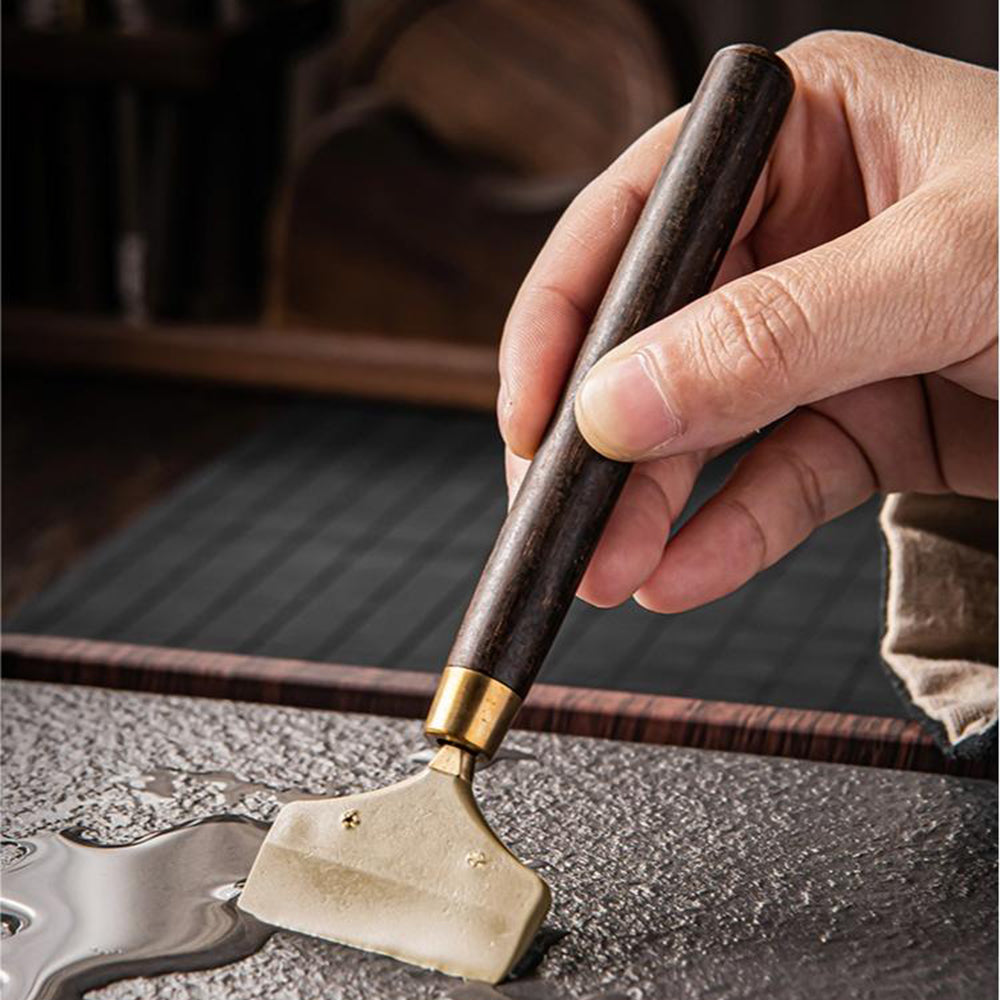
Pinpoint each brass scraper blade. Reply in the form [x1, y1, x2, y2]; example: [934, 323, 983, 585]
[237, 745, 550, 984]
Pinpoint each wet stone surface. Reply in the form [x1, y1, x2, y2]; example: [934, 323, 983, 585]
[2, 680, 996, 999]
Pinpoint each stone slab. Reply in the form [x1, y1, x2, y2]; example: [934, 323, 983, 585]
[2, 680, 995, 999]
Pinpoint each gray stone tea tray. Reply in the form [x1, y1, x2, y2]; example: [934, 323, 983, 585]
[2, 680, 995, 999]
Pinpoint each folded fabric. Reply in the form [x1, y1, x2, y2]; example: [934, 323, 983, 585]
[880, 493, 997, 760]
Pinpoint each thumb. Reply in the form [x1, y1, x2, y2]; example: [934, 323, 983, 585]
[574, 184, 988, 461]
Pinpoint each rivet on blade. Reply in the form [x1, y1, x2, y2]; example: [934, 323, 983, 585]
[340, 809, 361, 830]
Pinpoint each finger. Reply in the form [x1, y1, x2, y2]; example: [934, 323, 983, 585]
[504, 447, 531, 509]
[508, 443, 715, 608]
[498, 111, 688, 458]
[498, 31, 886, 462]
[634, 407, 878, 613]
[576, 451, 704, 608]
[922, 373, 999, 498]
[574, 178, 993, 463]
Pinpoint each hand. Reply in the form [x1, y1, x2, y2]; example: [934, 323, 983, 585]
[499, 31, 997, 613]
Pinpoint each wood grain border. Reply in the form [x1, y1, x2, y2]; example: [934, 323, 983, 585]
[3, 633, 991, 779]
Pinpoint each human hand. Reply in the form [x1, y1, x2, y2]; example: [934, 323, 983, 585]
[499, 31, 997, 613]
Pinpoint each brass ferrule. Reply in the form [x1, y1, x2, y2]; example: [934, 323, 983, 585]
[424, 666, 522, 759]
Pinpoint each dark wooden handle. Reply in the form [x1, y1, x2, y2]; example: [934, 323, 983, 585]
[448, 45, 795, 699]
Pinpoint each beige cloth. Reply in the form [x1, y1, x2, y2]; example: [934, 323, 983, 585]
[880, 493, 998, 747]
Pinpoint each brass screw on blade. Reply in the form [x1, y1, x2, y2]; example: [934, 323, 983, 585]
[340, 809, 361, 830]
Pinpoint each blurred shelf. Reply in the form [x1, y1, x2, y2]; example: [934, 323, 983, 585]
[2, 308, 499, 410]
[4, 26, 223, 90]
[2, 4, 331, 90]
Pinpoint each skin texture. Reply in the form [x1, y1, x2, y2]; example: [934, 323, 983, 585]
[499, 32, 998, 613]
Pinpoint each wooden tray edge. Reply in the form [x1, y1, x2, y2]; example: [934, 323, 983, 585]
[3, 632, 991, 779]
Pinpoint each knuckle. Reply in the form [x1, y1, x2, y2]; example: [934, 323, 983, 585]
[568, 171, 645, 249]
[769, 446, 827, 530]
[633, 465, 677, 529]
[783, 31, 904, 107]
[932, 183, 997, 340]
[787, 29, 895, 72]
[702, 272, 808, 395]
[791, 29, 857, 57]
[605, 175, 647, 232]
[892, 182, 997, 359]
[715, 497, 769, 573]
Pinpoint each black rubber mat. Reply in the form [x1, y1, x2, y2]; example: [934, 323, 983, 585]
[6, 399, 901, 716]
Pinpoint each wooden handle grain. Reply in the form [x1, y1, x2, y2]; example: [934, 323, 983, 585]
[448, 45, 794, 699]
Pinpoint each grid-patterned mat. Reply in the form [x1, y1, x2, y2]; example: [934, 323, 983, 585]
[6, 398, 900, 716]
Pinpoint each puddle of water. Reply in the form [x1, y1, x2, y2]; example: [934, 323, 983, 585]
[1, 817, 272, 1000]
[130, 746, 537, 809]
[3, 758, 563, 998]
[127, 768, 332, 807]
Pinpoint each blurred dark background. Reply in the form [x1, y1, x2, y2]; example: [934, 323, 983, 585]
[3, 0, 996, 716]
[4, 0, 996, 333]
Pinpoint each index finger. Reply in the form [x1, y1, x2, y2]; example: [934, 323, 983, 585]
[498, 110, 688, 458]
[498, 35, 880, 460]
